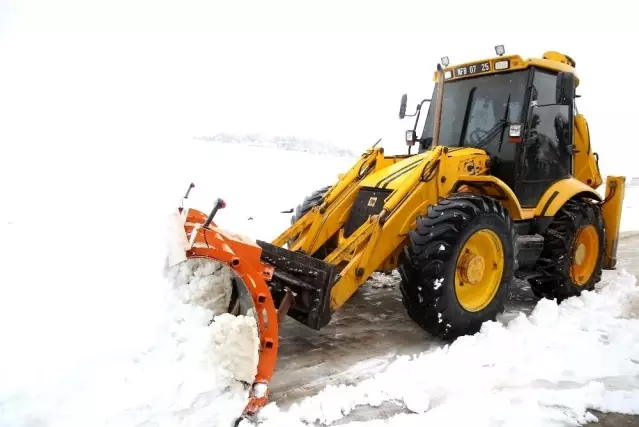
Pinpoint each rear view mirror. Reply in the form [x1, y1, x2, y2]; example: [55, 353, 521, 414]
[556, 72, 576, 105]
[399, 94, 408, 119]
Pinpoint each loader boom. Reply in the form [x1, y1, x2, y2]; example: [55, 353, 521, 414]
[327, 146, 491, 310]
[268, 145, 491, 317]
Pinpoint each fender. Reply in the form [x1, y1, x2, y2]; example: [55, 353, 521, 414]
[451, 175, 528, 220]
[535, 177, 602, 218]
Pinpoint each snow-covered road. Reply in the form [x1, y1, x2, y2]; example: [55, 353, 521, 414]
[257, 233, 639, 426]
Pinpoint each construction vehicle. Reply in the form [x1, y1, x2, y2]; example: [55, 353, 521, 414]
[168, 46, 626, 418]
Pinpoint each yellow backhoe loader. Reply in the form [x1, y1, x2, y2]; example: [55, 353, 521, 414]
[169, 46, 626, 418]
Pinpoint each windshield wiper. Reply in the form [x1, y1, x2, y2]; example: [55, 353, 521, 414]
[458, 87, 477, 146]
[474, 93, 511, 150]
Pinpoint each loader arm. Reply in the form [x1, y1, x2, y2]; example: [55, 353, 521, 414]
[325, 146, 491, 311]
[272, 146, 385, 254]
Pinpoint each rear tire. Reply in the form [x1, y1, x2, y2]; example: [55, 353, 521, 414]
[290, 186, 331, 226]
[398, 194, 517, 341]
[529, 198, 605, 302]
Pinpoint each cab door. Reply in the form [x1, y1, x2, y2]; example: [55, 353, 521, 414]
[516, 68, 574, 208]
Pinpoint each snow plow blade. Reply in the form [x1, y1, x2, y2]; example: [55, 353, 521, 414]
[170, 206, 279, 416]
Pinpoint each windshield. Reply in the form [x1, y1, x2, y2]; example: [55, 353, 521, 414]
[420, 70, 529, 155]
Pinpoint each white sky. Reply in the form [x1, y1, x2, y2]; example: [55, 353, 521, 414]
[1, 0, 638, 174]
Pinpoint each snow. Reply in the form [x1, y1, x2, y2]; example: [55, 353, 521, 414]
[0, 253, 259, 427]
[2, 136, 639, 427]
[246, 269, 639, 426]
[0, 136, 355, 427]
[166, 258, 235, 319]
[194, 134, 358, 158]
[370, 271, 401, 289]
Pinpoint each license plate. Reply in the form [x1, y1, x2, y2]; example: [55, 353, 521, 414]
[455, 61, 491, 77]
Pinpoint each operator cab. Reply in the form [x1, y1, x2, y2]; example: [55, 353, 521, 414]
[400, 47, 578, 208]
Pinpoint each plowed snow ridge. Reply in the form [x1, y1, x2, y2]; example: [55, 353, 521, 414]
[245, 269, 639, 426]
[0, 258, 259, 427]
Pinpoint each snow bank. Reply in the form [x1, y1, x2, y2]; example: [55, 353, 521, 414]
[247, 269, 639, 426]
[0, 258, 259, 427]
[167, 258, 235, 320]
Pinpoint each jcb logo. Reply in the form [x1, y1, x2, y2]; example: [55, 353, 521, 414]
[367, 197, 378, 207]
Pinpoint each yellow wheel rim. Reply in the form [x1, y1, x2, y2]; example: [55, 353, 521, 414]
[455, 229, 504, 312]
[570, 224, 599, 286]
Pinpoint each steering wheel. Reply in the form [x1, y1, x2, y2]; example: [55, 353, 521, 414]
[468, 129, 488, 145]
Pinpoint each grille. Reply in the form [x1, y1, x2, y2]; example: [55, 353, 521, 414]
[343, 187, 392, 238]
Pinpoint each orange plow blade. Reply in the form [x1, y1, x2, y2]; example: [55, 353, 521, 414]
[170, 206, 280, 416]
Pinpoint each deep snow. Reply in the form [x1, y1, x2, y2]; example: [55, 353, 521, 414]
[1, 136, 639, 427]
[245, 269, 639, 426]
[0, 255, 259, 427]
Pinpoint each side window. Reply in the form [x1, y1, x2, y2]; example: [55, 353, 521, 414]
[531, 71, 571, 168]
[518, 69, 573, 206]
[530, 70, 572, 175]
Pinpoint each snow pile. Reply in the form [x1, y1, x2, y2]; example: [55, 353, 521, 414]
[166, 258, 260, 386]
[167, 258, 235, 321]
[247, 269, 639, 426]
[0, 258, 259, 427]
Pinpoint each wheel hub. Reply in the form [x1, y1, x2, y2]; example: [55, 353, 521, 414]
[454, 228, 505, 313]
[459, 252, 485, 285]
[570, 224, 600, 286]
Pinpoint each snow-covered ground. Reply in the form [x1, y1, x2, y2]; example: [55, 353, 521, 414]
[247, 268, 639, 426]
[1, 137, 639, 427]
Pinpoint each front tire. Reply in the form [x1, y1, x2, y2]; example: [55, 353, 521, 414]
[398, 194, 517, 341]
[529, 198, 605, 302]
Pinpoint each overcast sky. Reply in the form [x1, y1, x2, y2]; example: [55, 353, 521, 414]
[1, 0, 638, 175]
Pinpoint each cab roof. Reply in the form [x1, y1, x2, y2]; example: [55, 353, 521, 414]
[434, 51, 579, 86]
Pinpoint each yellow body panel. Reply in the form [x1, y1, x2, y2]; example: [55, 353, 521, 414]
[602, 176, 626, 269]
[534, 178, 602, 217]
[360, 152, 429, 190]
[449, 175, 528, 220]
[573, 114, 603, 189]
